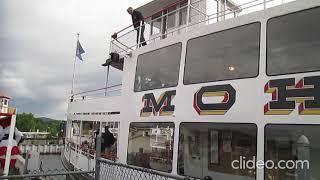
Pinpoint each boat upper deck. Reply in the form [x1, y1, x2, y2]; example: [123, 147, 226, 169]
[109, 0, 295, 60]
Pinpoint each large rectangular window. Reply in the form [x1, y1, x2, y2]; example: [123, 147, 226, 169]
[134, 43, 182, 92]
[178, 123, 257, 179]
[265, 124, 320, 180]
[267, 7, 320, 75]
[184, 23, 260, 84]
[127, 122, 175, 172]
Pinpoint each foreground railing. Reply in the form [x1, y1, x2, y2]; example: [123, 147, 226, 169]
[0, 170, 95, 179]
[97, 158, 191, 180]
[110, 0, 296, 57]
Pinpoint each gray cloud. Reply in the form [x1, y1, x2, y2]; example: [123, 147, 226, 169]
[0, 0, 141, 119]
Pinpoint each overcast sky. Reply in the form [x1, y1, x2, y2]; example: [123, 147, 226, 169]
[0, 0, 288, 120]
[0, 0, 151, 119]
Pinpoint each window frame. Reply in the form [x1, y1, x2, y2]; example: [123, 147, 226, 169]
[183, 22, 261, 85]
[126, 122, 176, 173]
[266, 6, 320, 76]
[177, 122, 258, 179]
[134, 42, 182, 92]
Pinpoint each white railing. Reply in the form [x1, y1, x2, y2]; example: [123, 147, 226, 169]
[110, 0, 296, 57]
[70, 84, 122, 102]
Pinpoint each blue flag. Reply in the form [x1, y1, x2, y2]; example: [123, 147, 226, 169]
[76, 40, 85, 61]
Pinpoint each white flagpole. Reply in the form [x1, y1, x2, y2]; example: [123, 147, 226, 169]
[71, 33, 80, 95]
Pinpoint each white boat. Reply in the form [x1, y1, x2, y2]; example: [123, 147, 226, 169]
[63, 0, 320, 179]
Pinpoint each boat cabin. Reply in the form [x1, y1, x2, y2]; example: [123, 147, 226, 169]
[66, 0, 320, 179]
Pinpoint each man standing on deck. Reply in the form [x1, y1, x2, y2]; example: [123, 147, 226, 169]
[127, 7, 147, 47]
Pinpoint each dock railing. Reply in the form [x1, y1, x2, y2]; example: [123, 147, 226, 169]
[110, 0, 296, 57]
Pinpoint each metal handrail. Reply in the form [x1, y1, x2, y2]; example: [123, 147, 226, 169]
[111, 0, 293, 55]
[72, 84, 122, 96]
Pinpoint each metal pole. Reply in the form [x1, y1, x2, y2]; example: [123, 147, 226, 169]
[94, 127, 102, 180]
[137, 21, 143, 48]
[104, 65, 110, 96]
[79, 121, 82, 154]
[186, 0, 191, 26]
[71, 33, 80, 95]
[223, 0, 226, 20]
[3, 112, 17, 176]
[263, 0, 266, 9]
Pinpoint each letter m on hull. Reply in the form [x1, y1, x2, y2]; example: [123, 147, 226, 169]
[140, 90, 176, 117]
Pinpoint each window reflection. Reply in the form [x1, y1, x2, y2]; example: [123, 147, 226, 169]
[184, 23, 260, 84]
[127, 122, 174, 172]
[265, 124, 320, 180]
[134, 43, 181, 92]
[267, 7, 320, 75]
[178, 123, 257, 179]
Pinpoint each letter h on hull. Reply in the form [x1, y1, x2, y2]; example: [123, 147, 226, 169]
[264, 76, 320, 115]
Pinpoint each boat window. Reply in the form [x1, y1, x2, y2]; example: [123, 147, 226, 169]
[265, 124, 320, 180]
[267, 7, 320, 75]
[184, 23, 260, 84]
[127, 122, 174, 172]
[134, 43, 182, 92]
[3, 99, 8, 106]
[100, 122, 119, 160]
[178, 123, 257, 179]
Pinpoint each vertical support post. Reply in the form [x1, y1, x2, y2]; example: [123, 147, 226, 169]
[79, 121, 83, 154]
[223, 0, 226, 20]
[161, 11, 165, 39]
[137, 21, 143, 48]
[104, 65, 110, 96]
[3, 113, 17, 176]
[263, 0, 266, 9]
[95, 127, 102, 180]
[216, 0, 219, 22]
[186, 0, 191, 27]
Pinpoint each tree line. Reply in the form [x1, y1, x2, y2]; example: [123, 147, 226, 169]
[15, 112, 61, 137]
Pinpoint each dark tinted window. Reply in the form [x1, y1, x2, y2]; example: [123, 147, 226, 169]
[265, 124, 320, 180]
[267, 7, 320, 75]
[178, 123, 257, 179]
[134, 43, 181, 92]
[184, 23, 260, 84]
[127, 122, 174, 172]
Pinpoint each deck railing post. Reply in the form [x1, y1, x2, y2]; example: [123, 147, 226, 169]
[137, 21, 143, 48]
[186, 0, 191, 27]
[95, 132, 102, 180]
[104, 65, 110, 96]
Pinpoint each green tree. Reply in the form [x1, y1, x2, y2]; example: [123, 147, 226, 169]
[16, 113, 37, 132]
[16, 113, 61, 137]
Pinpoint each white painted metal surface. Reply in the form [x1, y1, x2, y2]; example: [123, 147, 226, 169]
[65, 0, 320, 179]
